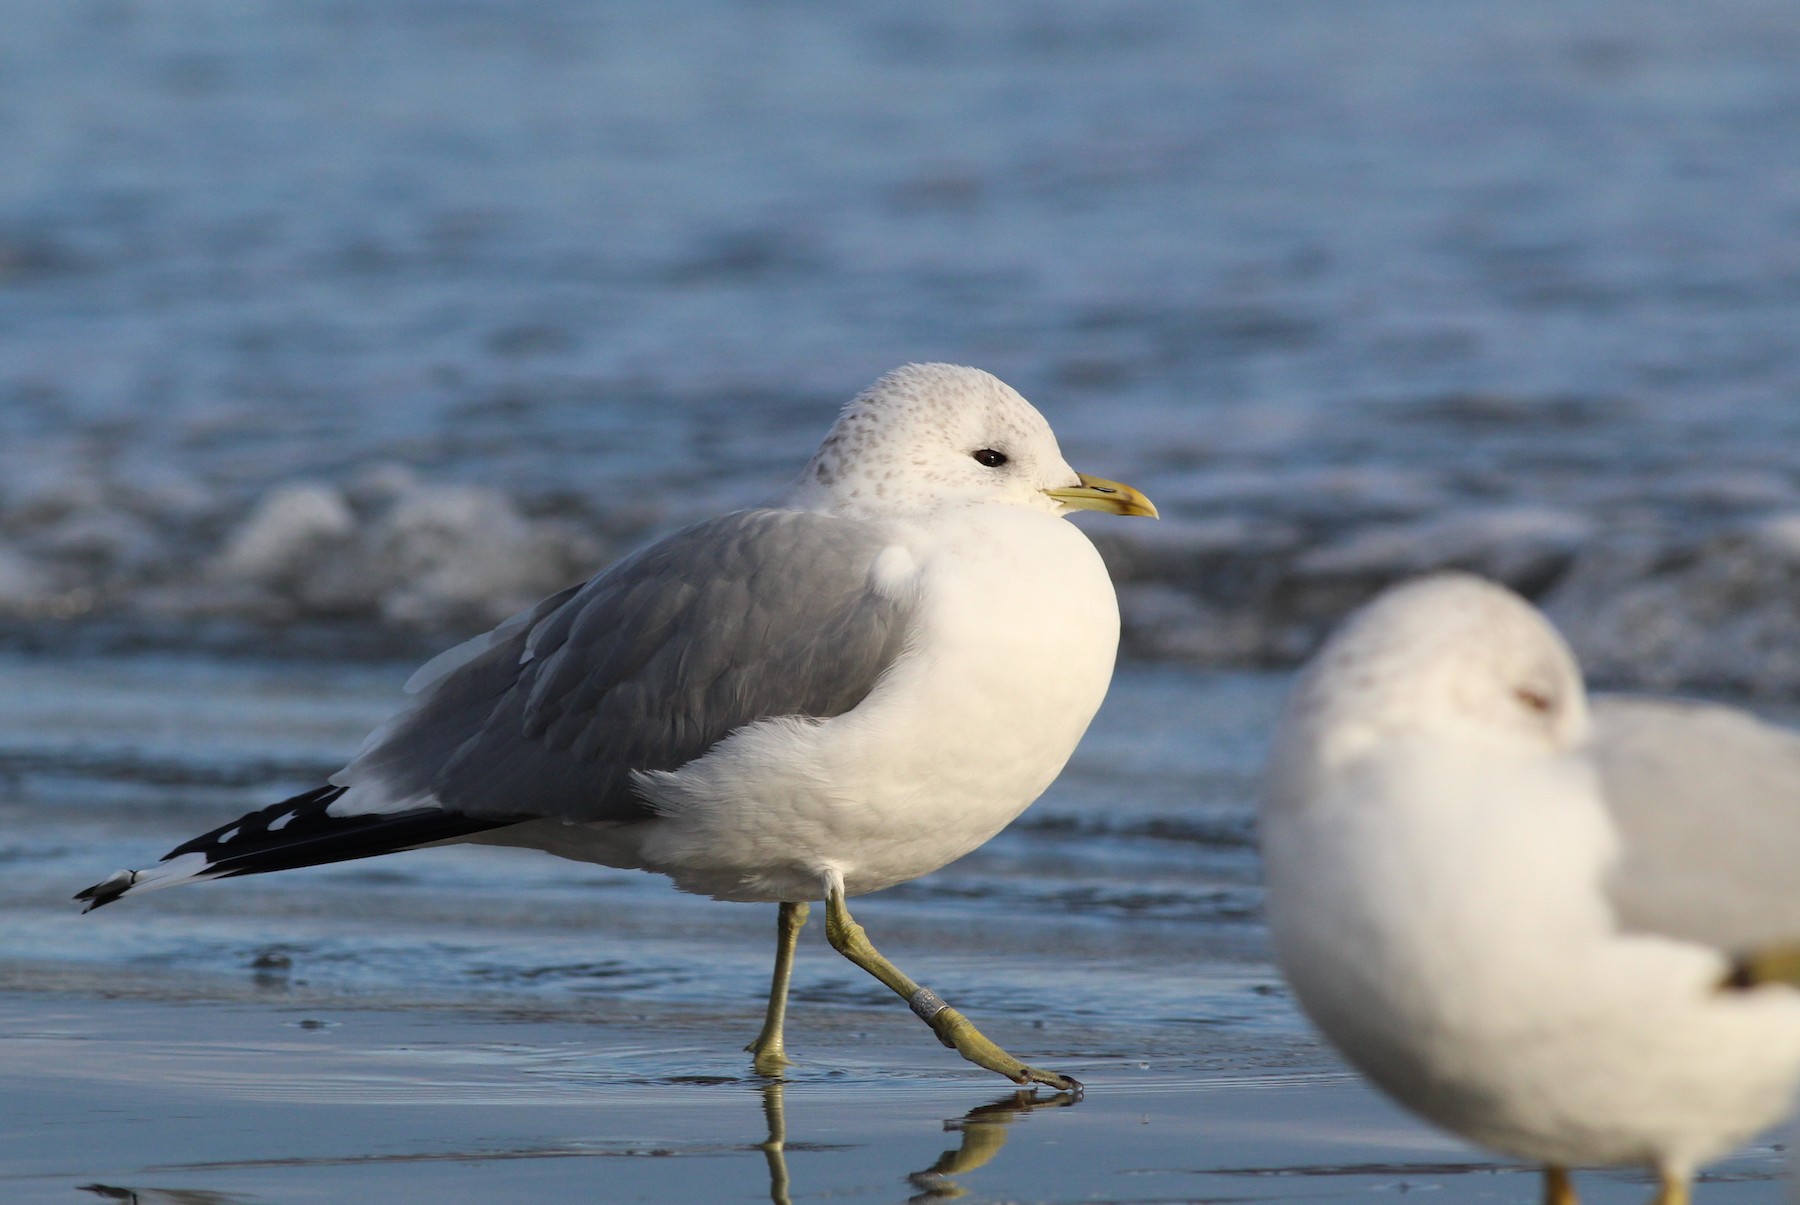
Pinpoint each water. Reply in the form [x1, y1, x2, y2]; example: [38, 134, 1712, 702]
[0, 655, 1276, 1024]
[1, 651, 1789, 1202]
[4, 3, 1800, 684]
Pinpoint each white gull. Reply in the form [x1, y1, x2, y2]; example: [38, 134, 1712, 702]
[1261, 573, 1800, 1204]
[77, 362, 1157, 1088]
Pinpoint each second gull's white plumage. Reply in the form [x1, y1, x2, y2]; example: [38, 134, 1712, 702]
[1261, 573, 1800, 1204]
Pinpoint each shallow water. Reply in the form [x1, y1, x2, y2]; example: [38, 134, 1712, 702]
[6, 3, 1800, 686]
[0, 653, 1790, 1202]
[2, 656, 1277, 1030]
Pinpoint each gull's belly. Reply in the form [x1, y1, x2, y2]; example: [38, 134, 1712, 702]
[634, 508, 1120, 901]
[1265, 753, 1800, 1170]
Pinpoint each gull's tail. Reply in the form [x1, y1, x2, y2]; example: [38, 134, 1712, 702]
[74, 784, 511, 912]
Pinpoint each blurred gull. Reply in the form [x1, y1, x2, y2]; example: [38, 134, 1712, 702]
[77, 363, 1156, 1088]
[1261, 573, 1800, 1205]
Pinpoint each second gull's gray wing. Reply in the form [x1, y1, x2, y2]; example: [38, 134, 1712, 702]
[1593, 694, 1800, 950]
[338, 508, 913, 824]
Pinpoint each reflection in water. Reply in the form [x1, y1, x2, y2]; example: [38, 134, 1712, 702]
[756, 1082, 1081, 1205]
[758, 1083, 794, 1205]
[81, 1185, 249, 1205]
[905, 1090, 1082, 1203]
[75, 1081, 1078, 1203]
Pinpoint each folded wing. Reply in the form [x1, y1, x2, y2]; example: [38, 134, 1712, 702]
[77, 508, 915, 908]
[1594, 694, 1800, 950]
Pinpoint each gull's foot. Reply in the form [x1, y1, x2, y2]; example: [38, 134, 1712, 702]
[746, 1037, 795, 1078]
[1012, 1066, 1083, 1094]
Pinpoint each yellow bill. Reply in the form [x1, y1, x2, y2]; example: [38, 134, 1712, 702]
[1044, 473, 1159, 519]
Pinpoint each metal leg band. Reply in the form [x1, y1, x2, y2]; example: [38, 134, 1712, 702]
[908, 986, 950, 1024]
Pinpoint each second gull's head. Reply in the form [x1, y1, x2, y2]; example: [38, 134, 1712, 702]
[1279, 573, 1589, 763]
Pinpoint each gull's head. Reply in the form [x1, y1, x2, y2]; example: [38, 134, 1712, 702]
[1281, 573, 1589, 761]
[792, 363, 1156, 521]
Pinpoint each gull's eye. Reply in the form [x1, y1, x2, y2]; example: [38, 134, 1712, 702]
[972, 448, 1009, 468]
[1514, 686, 1554, 714]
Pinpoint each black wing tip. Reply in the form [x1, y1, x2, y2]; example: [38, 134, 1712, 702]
[162, 781, 514, 881]
[163, 783, 349, 863]
[74, 870, 137, 913]
[76, 784, 351, 913]
[77, 782, 517, 906]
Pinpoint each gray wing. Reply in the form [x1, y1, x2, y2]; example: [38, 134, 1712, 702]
[338, 508, 914, 823]
[1593, 694, 1800, 950]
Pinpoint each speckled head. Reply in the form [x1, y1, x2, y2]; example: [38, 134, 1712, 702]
[789, 363, 1085, 519]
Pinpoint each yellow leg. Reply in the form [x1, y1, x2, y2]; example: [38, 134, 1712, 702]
[1651, 1163, 1691, 1205]
[1543, 1165, 1577, 1205]
[747, 901, 809, 1077]
[822, 887, 1080, 1091]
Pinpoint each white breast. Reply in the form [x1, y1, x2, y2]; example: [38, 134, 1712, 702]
[633, 505, 1120, 901]
[1264, 736, 1800, 1172]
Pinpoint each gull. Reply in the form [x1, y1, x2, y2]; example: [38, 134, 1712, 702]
[76, 362, 1156, 1089]
[1260, 573, 1800, 1205]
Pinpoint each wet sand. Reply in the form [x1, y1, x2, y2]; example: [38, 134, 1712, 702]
[0, 654, 1792, 1202]
[2, 970, 1790, 1202]
[0, 988, 1543, 1204]
[7, 979, 1785, 1195]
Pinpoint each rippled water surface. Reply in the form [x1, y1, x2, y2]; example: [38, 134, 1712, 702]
[1, 656, 1275, 1023]
[1, 653, 1791, 1202]
[5, 2, 1800, 686]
